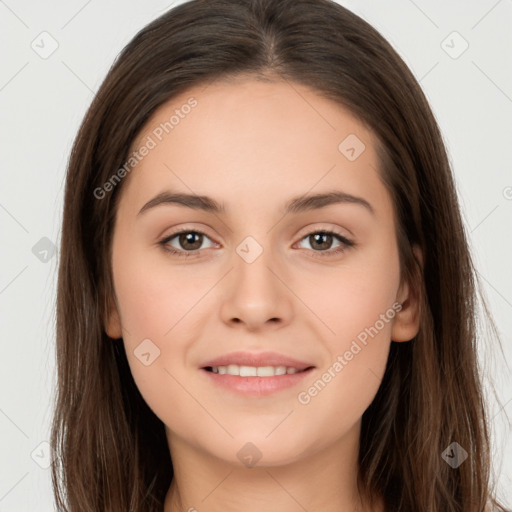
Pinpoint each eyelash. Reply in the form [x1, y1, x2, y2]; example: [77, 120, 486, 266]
[158, 228, 355, 260]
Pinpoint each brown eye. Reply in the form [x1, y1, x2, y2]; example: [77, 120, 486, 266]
[296, 230, 354, 257]
[308, 232, 335, 251]
[177, 232, 204, 251]
[159, 229, 215, 257]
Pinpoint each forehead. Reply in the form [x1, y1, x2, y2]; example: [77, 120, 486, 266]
[131, 76, 377, 154]
[121, 77, 389, 219]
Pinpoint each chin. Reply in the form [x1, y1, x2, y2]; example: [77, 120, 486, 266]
[210, 433, 310, 469]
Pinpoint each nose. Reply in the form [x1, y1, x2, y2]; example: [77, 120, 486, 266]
[219, 242, 294, 332]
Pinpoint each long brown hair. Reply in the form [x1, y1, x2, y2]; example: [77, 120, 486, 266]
[51, 0, 510, 510]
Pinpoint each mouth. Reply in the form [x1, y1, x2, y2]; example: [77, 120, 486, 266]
[200, 365, 316, 397]
[202, 364, 315, 376]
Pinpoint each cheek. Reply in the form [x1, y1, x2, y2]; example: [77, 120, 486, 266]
[296, 235, 401, 347]
[293, 242, 400, 413]
[110, 242, 197, 412]
[294, 291, 397, 439]
[112, 240, 201, 339]
[114, 265, 198, 429]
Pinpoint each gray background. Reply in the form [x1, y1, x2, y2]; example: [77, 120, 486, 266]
[0, 0, 511, 510]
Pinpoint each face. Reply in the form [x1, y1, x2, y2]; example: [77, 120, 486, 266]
[105, 76, 420, 467]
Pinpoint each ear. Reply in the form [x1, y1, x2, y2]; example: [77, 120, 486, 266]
[391, 244, 423, 343]
[105, 294, 123, 339]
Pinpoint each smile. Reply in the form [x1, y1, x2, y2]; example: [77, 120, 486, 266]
[201, 366, 315, 397]
[205, 364, 309, 376]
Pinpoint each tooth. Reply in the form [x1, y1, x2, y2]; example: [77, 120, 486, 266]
[240, 365, 257, 377]
[210, 365, 302, 376]
[256, 366, 275, 377]
[226, 364, 239, 376]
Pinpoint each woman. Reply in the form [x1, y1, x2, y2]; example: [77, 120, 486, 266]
[51, 0, 510, 510]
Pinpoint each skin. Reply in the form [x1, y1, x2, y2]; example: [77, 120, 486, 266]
[106, 76, 422, 512]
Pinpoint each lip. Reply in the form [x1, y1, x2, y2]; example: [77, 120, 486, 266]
[201, 366, 315, 397]
[200, 351, 316, 397]
[200, 351, 314, 372]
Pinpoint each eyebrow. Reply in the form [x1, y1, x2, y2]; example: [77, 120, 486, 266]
[137, 190, 375, 217]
